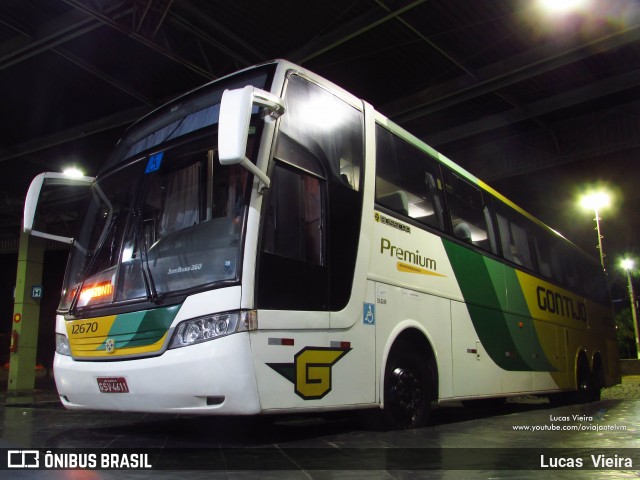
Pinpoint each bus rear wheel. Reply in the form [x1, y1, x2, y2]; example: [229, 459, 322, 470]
[575, 356, 593, 404]
[590, 358, 604, 402]
[382, 346, 433, 429]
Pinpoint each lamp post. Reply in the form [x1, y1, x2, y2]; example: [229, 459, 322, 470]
[580, 191, 611, 270]
[63, 166, 85, 178]
[538, 0, 590, 14]
[621, 259, 640, 359]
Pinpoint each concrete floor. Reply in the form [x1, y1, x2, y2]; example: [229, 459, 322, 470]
[1, 376, 639, 479]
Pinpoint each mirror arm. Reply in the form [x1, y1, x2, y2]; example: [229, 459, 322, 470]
[30, 230, 75, 245]
[248, 89, 282, 192]
[241, 157, 270, 191]
[253, 90, 285, 119]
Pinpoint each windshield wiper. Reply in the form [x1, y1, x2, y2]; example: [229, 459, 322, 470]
[132, 210, 163, 304]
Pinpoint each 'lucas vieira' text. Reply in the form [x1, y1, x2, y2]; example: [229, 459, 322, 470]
[540, 454, 632, 468]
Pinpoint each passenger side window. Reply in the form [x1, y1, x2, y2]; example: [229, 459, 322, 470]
[278, 74, 363, 190]
[532, 229, 565, 284]
[257, 162, 329, 311]
[443, 170, 496, 253]
[578, 259, 609, 305]
[561, 248, 582, 292]
[258, 74, 364, 312]
[262, 164, 324, 266]
[375, 125, 445, 231]
[495, 202, 535, 270]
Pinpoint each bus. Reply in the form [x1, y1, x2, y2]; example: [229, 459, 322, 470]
[24, 60, 620, 429]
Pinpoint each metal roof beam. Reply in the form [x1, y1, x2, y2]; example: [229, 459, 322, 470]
[0, 7, 153, 105]
[288, 0, 427, 64]
[176, 2, 266, 63]
[0, 104, 151, 164]
[373, 0, 475, 78]
[0, 6, 114, 70]
[470, 132, 640, 183]
[426, 68, 640, 147]
[167, 10, 256, 68]
[53, 47, 154, 105]
[383, 23, 640, 123]
[453, 101, 640, 181]
[60, 0, 215, 79]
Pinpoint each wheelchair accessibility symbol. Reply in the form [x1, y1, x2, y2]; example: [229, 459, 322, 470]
[363, 303, 375, 325]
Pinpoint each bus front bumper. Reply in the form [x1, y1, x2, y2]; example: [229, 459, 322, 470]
[53, 332, 261, 415]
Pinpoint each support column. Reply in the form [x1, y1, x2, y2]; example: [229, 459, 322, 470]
[7, 231, 44, 393]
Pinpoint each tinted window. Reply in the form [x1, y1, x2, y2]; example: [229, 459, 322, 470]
[375, 125, 445, 231]
[262, 165, 324, 266]
[277, 75, 363, 189]
[258, 163, 329, 311]
[532, 227, 565, 284]
[495, 202, 535, 270]
[259, 75, 364, 311]
[443, 170, 496, 253]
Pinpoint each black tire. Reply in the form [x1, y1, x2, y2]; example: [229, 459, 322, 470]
[381, 344, 433, 429]
[575, 356, 593, 404]
[590, 361, 604, 402]
[549, 356, 597, 406]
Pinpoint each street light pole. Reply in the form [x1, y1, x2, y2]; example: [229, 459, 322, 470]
[580, 191, 611, 271]
[593, 207, 605, 270]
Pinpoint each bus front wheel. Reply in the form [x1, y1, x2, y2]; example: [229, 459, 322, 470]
[381, 345, 433, 429]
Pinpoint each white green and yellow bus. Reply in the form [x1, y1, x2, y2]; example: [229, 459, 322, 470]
[24, 60, 620, 429]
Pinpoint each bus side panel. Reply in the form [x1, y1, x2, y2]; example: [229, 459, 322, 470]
[249, 308, 376, 412]
[444, 240, 568, 397]
[374, 281, 453, 400]
[503, 267, 569, 392]
[450, 300, 503, 397]
[370, 211, 463, 304]
[531, 321, 570, 391]
[514, 269, 619, 389]
[368, 211, 459, 399]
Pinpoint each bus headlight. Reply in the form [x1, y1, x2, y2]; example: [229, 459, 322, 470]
[169, 310, 257, 349]
[56, 333, 71, 356]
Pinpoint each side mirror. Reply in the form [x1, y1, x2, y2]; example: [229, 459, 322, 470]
[24, 172, 95, 244]
[218, 86, 284, 189]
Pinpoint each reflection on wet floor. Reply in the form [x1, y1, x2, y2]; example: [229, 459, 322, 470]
[1, 376, 639, 479]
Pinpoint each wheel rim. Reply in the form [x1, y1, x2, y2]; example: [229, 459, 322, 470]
[388, 365, 424, 427]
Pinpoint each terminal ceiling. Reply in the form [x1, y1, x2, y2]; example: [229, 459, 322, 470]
[1, 0, 639, 245]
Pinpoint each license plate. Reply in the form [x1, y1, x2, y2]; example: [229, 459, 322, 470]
[97, 377, 129, 393]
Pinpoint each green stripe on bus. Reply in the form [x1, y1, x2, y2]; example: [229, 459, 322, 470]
[98, 304, 180, 350]
[443, 239, 555, 372]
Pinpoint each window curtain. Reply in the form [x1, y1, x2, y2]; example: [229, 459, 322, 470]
[159, 163, 200, 236]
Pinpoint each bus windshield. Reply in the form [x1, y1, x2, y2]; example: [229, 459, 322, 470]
[59, 66, 274, 313]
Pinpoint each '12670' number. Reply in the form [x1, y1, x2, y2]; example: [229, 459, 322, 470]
[71, 322, 98, 335]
